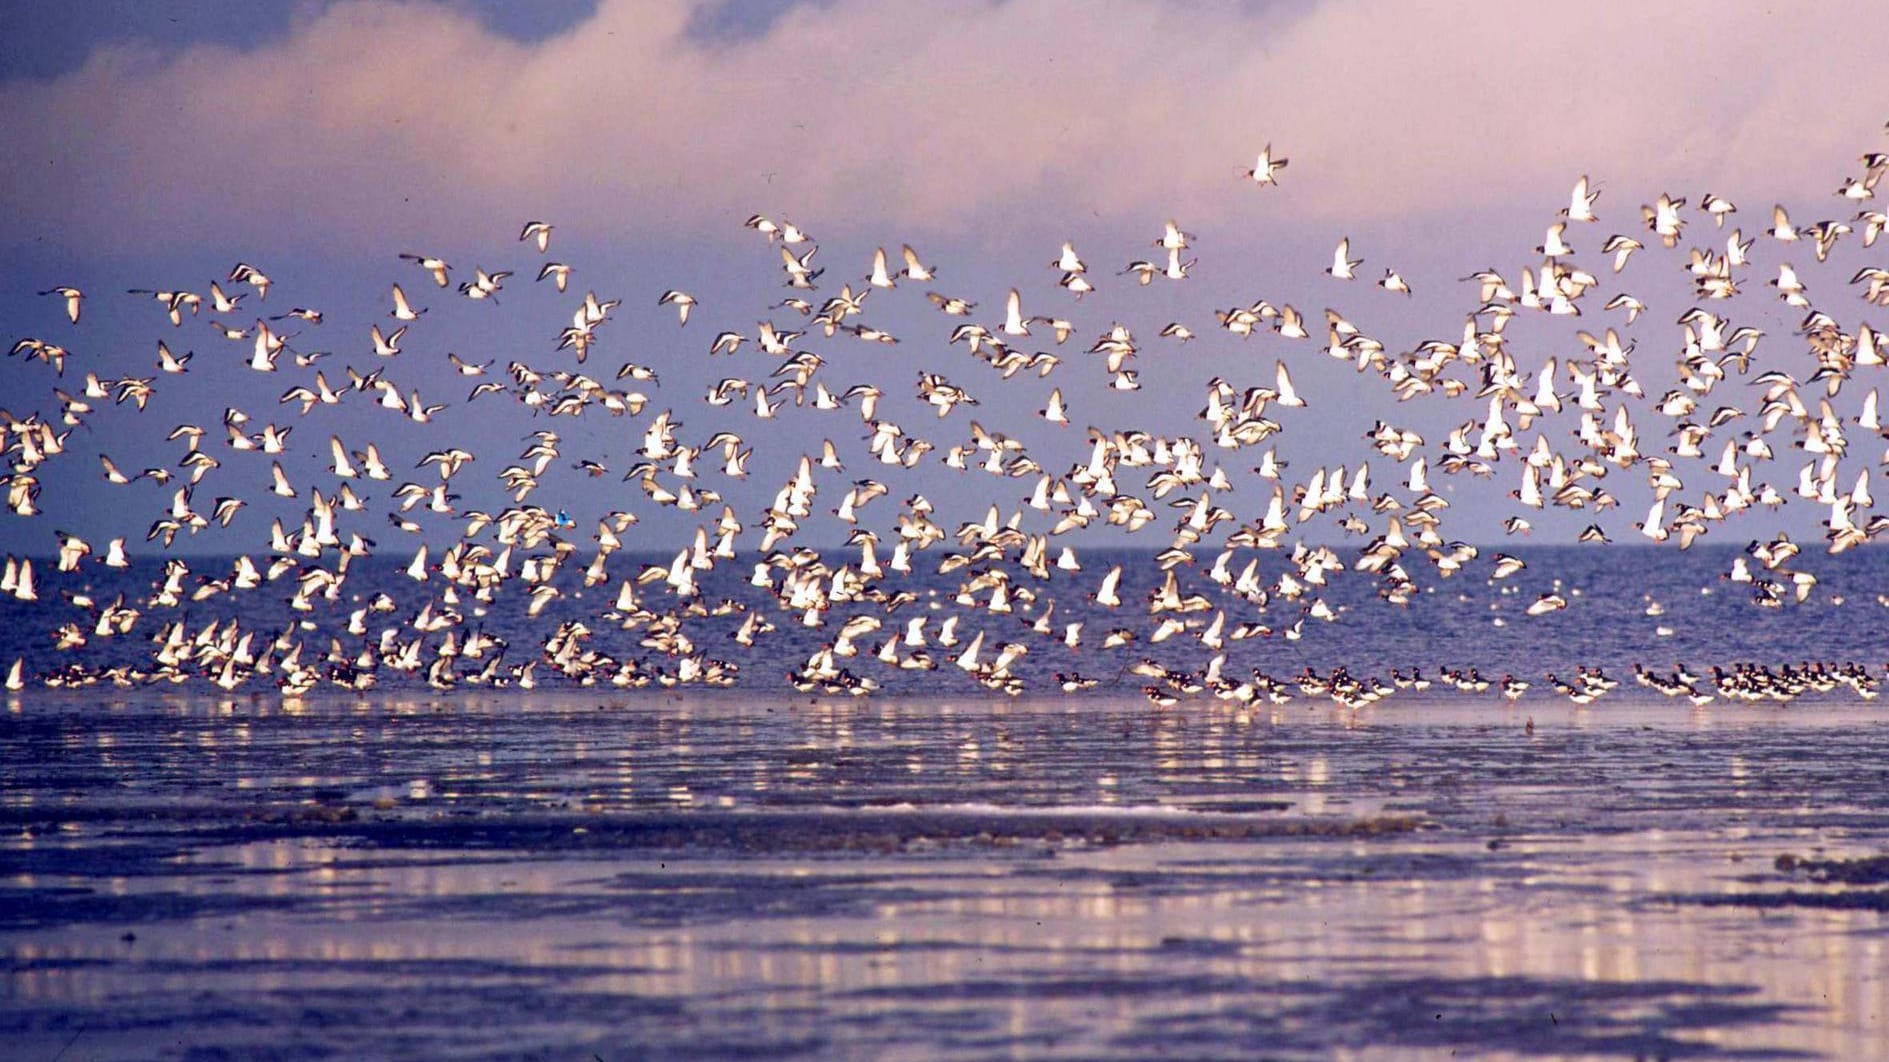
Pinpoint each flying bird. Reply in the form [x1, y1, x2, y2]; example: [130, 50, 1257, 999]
[1327, 237, 1361, 280]
[390, 284, 426, 321]
[659, 290, 697, 326]
[39, 287, 82, 324]
[519, 221, 554, 253]
[1245, 143, 1288, 186]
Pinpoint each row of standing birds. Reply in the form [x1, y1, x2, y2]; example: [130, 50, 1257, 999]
[1129, 660, 1883, 710]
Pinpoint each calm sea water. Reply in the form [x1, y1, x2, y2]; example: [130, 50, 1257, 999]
[8, 546, 1889, 1058]
[4, 545, 1886, 697]
[5, 693, 1889, 1059]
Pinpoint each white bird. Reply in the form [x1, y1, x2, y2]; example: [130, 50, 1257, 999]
[56, 531, 91, 572]
[1164, 247, 1194, 281]
[1539, 222, 1573, 256]
[447, 353, 491, 376]
[40, 286, 83, 324]
[390, 284, 426, 321]
[868, 248, 898, 288]
[1601, 234, 1642, 273]
[1001, 289, 1031, 337]
[371, 324, 407, 357]
[459, 268, 510, 301]
[898, 245, 935, 281]
[1274, 361, 1304, 407]
[1768, 204, 1798, 242]
[1245, 143, 1288, 186]
[399, 253, 452, 287]
[1038, 388, 1069, 425]
[519, 221, 554, 253]
[156, 340, 192, 374]
[247, 332, 280, 372]
[780, 244, 821, 288]
[1644, 193, 1687, 247]
[1526, 594, 1567, 616]
[1327, 237, 1361, 280]
[658, 290, 697, 326]
[1562, 175, 1600, 222]
[229, 262, 272, 300]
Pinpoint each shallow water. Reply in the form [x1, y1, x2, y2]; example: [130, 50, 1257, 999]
[9, 545, 1889, 699]
[4, 691, 1888, 1059]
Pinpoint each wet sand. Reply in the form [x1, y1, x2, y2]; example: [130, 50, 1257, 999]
[4, 691, 1887, 1059]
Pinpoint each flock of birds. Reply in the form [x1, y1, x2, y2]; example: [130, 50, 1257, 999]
[6, 131, 1889, 708]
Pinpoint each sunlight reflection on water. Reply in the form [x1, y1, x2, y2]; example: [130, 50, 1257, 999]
[3, 692, 1887, 1059]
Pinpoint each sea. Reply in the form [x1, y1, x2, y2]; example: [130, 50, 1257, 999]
[4, 546, 1888, 1059]
[3, 544, 1886, 696]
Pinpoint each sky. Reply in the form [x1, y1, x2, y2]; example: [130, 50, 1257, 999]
[1, 0, 1886, 558]
[5, 0, 1882, 253]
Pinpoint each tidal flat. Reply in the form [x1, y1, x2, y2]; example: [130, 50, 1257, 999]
[3, 691, 1886, 1059]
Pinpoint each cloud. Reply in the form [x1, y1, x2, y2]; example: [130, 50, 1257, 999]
[1, 0, 1885, 257]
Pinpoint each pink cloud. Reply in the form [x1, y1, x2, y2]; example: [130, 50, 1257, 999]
[1, 0, 1884, 256]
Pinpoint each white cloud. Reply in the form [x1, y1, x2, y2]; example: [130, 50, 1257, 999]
[2, 0, 1884, 256]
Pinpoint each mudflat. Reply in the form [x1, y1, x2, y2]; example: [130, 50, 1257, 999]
[4, 692, 1886, 1059]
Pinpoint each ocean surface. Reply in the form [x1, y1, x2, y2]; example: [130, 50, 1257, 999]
[5, 546, 1889, 1059]
[4, 691, 1889, 1059]
[3, 544, 1887, 698]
